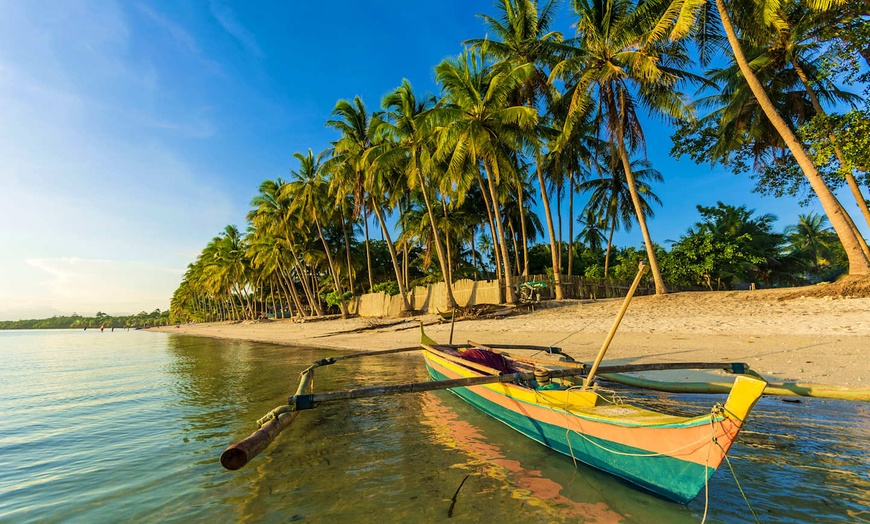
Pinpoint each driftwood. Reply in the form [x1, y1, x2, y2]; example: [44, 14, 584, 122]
[312, 319, 412, 338]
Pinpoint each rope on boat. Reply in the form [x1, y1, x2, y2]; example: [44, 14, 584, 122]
[704, 404, 760, 524]
[531, 387, 724, 459]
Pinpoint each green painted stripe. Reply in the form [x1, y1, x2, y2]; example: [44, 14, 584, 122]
[428, 364, 713, 504]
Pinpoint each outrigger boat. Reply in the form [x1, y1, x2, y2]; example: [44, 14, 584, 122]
[220, 263, 767, 504]
[420, 330, 766, 504]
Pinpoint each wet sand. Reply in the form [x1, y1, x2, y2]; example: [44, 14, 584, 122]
[154, 288, 869, 388]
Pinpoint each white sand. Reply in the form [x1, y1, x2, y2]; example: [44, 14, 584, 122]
[153, 288, 869, 387]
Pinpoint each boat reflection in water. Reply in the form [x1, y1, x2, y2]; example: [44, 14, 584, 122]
[418, 390, 700, 522]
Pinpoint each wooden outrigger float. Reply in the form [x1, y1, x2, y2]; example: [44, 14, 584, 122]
[221, 263, 769, 504]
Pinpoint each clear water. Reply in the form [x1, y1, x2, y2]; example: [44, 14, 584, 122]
[0, 330, 867, 523]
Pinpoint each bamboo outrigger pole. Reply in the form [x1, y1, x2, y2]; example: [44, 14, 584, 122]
[582, 262, 648, 389]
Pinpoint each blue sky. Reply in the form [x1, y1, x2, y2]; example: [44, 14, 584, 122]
[0, 0, 865, 321]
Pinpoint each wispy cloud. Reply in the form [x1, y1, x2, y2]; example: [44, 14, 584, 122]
[134, 2, 224, 76]
[209, 1, 263, 57]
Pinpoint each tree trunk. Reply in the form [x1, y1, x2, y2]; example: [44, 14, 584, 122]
[792, 58, 870, 256]
[568, 171, 575, 277]
[476, 171, 503, 292]
[508, 221, 521, 275]
[363, 201, 375, 292]
[278, 262, 306, 317]
[534, 159, 565, 299]
[516, 180, 530, 276]
[615, 128, 668, 293]
[471, 225, 480, 279]
[371, 202, 412, 312]
[440, 197, 454, 285]
[341, 208, 355, 295]
[287, 241, 323, 316]
[604, 210, 617, 277]
[483, 161, 518, 304]
[716, 0, 870, 274]
[315, 216, 349, 318]
[557, 182, 563, 271]
[416, 170, 460, 309]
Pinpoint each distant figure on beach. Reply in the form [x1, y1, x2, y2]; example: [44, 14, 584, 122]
[84, 326, 87, 331]
[100, 325, 104, 332]
[111, 326, 114, 332]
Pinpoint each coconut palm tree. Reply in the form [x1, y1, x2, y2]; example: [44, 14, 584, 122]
[704, 0, 870, 274]
[327, 96, 379, 293]
[435, 50, 538, 304]
[287, 149, 349, 318]
[785, 212, 837, 274]
[769, 4, 870, 243]
[376, 80, 460, 309]
[552, 0, 699, 293]
[466, 0, 571, 297]
[576, 208, 607, 253]
[579, 152, 663, 276]
[248, 179, 323, 315]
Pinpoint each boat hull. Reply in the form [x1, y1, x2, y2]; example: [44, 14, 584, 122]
[423, 347, 764, 504]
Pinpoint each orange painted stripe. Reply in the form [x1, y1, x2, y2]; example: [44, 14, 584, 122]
[425, 351, 742, 467]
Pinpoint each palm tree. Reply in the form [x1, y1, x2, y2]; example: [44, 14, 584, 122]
[769, 4, 870, 245]
[785, 212, 837, 274]
[376, 80, 460, 309]
[287, 149, 349, 318]
[705, 0, 870, 274]
[327, 96, 378, 293]
[466, 0, 570, 298]
[248, 179, 323, 315]
[676, 9, 870, 260]
[576, 208, 606, 253]
[435, 50, 538, 304]
[579, 152, 663, 276]
[552, 0, 698, 293]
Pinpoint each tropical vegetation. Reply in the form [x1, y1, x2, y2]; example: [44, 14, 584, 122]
[169, 0, 869, 323]
[0, 310, 171, 330]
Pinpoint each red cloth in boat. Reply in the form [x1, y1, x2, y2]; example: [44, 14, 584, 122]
[460, 348, 515, 374]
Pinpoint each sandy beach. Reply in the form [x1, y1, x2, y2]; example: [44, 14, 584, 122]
[153, 287, 869, 389]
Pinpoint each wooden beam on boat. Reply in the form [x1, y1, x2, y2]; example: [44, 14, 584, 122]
[467, 342, 564, 353]
[595, 362, 749, 374]
[220, 368, 315, 471]
[600, 372, 870, 401]
[328, 346, 422, 361]
[288, 366, 592, 406]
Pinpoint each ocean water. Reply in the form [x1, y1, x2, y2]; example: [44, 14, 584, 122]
[0, 329, 867, 523]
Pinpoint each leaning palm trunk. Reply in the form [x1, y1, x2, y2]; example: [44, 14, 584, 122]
[476, 172, 503, 286]
[716, 0, 870, 274]
[371, 202, 412, 313]
[441, 198, 455, 285]
[615, 131, 668, 293]
[415, 170, 460, 309]
[483, 161, 518, 304]
[363, 201, 375, 292]
[791, 59, 870, 255]
[286, 242, 323, 316]
[515, 181, 530, 276]
[535, 161, 565, 299]
[278, 262, 306, 317]
[314, 217, 349, 318]
[568, 172, 575, 277]
[341, 209, 355, 295]
[604, 210, 617, 277]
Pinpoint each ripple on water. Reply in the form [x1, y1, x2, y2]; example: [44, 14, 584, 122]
[0, 331, 867, 523]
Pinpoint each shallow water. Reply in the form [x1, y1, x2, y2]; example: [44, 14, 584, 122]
[0, 330, 867, 523]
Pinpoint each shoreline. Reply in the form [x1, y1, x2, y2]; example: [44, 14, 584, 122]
[153, 288, 869, 388]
